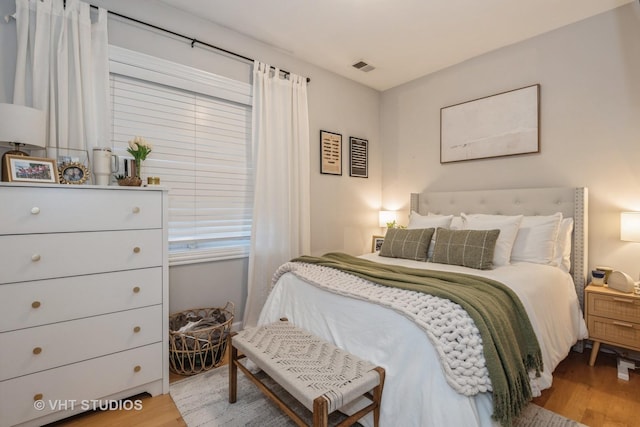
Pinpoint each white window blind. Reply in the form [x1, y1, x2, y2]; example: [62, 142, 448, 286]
[109, 46, 253, 265]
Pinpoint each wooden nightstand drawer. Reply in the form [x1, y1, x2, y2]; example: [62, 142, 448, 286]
[587, 292, 640, 324]
[587, 315, 640, 351]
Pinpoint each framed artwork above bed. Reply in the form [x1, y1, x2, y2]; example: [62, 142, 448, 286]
[440, 84, 540, 163]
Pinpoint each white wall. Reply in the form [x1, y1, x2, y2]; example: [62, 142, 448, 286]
[0, 0, 382, 319]
[380, 3, 640, 278]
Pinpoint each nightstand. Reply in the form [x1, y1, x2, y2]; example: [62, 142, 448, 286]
[585, 284, 640, 366]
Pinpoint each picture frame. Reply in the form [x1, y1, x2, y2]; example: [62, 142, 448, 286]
[349, 137, 368, 178]
[320, 130, 342, 175]
[372, 235, 385, 252]
[58, 162, 90, 185]
[440, 84, 540, 163]
[3, 155, 59, 184]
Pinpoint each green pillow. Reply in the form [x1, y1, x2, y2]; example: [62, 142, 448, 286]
[432, 228, 500, 270]
[379, 228, 435, 262]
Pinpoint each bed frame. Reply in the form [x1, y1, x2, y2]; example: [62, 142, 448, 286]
[410, 187, 588, 308]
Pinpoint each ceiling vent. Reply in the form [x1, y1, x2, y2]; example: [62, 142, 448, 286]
[352, 60, 375, 72]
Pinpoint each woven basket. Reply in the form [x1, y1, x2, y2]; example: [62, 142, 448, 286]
[169, 302, 234, 376]
[116, 176, 142, 186]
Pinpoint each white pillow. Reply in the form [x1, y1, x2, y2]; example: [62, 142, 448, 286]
[553, 218, 573, 272]
[461, 213, 523, 266]
[429, 212, 463, 230]
[511, 213, 563, 265]
[408, 212, 453, 259]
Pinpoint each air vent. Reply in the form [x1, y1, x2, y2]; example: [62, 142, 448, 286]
[352, 60, 375, 72]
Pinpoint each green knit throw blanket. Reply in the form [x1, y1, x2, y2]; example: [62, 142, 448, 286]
[292, 252, 543, 427]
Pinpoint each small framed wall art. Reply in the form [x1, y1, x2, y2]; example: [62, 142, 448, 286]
[2, 155, 59, 183]
[349, 137, 368, 178]
[320, 130, 342, 175]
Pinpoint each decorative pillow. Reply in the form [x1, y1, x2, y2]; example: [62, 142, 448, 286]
[511, 213, 563, 265]
[553, 218, 574, 272]
[461, 213, 523, 266]
[379, 228, 435, 262]
[432, 228, 500, 270]
[408, 212, 453, 259]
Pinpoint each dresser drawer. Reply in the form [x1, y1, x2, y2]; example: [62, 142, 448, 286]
[587, 315, 640, 351]
[0, 229, 163, 284]
[587, 292, 640, 324]
[0, 342, 162, 427]
[0, 186, 161, 234]
[0, 305, 162, 381]
[0, 268, 162, 332]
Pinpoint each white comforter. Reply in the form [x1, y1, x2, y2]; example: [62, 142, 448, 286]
[258, 254, 588, 427]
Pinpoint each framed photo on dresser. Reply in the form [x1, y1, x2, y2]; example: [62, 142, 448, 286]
[2, 155, 59, 183]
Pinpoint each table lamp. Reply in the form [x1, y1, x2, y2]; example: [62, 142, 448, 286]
[379, 210, 397, 229]
[620, 212, 640, 242]
[1, 103, 46, 181]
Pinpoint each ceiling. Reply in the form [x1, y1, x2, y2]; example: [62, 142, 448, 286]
[159, 0, 634, 91]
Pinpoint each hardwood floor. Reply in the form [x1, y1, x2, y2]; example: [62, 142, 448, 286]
[46, 349, 638, 427]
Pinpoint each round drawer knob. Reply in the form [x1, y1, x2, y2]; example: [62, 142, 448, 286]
[133, 247, 141, 254]
[132, 206, 141, 214]
[133, 365, 141, 373]
[133, 326, 141, 333]
[31, 254, 41, 262]
[133, 286, 141, 294]
[32, 301, 41, 309]
[33, 393, 43, 401]
[30, 207, 40, 215]
[33, 347, 42, 355]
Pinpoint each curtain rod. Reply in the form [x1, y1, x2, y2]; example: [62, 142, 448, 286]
[91, 5, 310, 83]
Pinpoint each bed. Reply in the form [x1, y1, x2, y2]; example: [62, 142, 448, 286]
[257, 187, 589, 427]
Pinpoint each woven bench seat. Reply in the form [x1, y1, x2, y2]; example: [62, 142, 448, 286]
[229, 319, 385, 427]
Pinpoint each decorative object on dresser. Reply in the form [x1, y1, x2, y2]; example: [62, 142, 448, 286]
[127, 136, 153, 181]
[58, 161, 90, 185]
[116, 174, 143, 187]
[0, 103, 46, 182]
[0, 183, 169, 427]
[3, 155, 59, 184]
[585, 284, 640, 367]
[92, 147, 120, 186]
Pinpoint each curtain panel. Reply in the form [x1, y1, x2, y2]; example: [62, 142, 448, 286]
[243, 62, 311, 327]
[13, 0, 110, 155]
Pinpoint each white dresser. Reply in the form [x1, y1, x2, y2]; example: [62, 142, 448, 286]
[0, 183, 169, 427]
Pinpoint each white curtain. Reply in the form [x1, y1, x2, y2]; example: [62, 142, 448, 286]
[243, 61, 311, 327]
[13, 0, 110, 155]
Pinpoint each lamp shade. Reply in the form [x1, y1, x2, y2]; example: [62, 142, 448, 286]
[379, 210, 397, 227]
[0, 103, 45, 149]
[620, 212, 640, 242]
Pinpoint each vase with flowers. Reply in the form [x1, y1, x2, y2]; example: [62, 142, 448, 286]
[118, 136, 152, 186]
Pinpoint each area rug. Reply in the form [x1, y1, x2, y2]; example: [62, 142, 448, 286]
[170, 365, 586, 427]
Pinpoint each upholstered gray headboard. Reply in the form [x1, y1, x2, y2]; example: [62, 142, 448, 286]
[410, 187, 588, 308]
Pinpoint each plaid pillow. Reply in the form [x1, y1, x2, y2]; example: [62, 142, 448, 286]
[432, 228, 500, 270]
[379, 228, 435, 262]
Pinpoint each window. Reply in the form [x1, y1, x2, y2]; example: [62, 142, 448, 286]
[109, 46, 253, 265]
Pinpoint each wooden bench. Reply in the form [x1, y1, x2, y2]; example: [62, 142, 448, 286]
[228, 319, 385, 427]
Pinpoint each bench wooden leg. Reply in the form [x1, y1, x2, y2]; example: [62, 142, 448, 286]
[228, 333, 238, 403]
[313, 396, 329, 427]
[372, 367, 386, 427]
